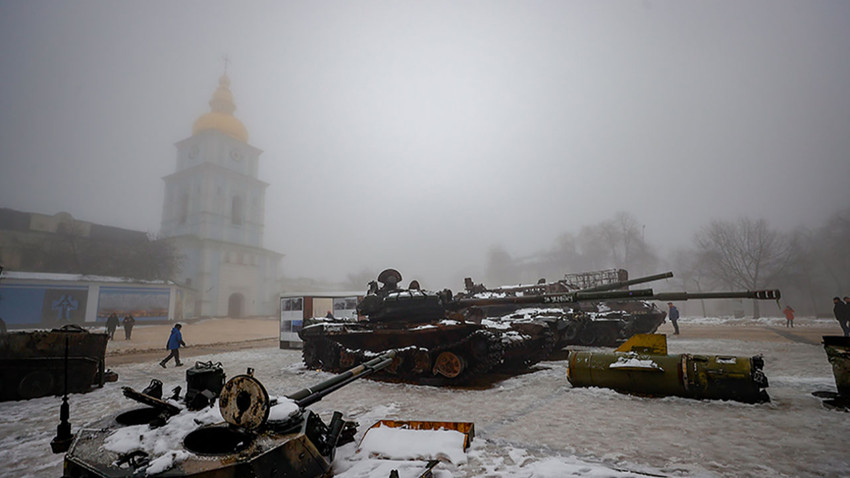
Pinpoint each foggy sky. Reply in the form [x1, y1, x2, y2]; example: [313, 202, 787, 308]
[1, 1, 849, 288]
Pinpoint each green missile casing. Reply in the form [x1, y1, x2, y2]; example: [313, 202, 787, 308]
[567, 334, 769, 403]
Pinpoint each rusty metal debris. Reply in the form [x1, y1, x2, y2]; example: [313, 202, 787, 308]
[58, 352, 397, 477]
[0, 324, 112, 401]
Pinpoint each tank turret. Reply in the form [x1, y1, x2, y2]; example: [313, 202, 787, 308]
[59, 352, 395, 477]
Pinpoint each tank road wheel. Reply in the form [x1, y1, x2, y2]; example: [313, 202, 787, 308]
[595, 327, 618, 347]
[339, 349, 359, 369]
[433, 351, 466, 379]
[19, 371, 55, 399]
[412, 349, 431, 374]
[561, 320, 581, 343]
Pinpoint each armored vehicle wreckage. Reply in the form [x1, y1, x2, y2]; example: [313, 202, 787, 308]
[460, 270, 675, 348]
[299, 269, 775, 385]
[0, 324, 112, 401]
[460, 269, 782, 349]
[56, 352, 397, 477]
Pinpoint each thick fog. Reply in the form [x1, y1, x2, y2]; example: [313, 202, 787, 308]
[1, 1, 849, 288]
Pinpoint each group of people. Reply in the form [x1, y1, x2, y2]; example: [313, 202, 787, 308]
[105, 312, 136, 340]
[834, 296, 850, 337]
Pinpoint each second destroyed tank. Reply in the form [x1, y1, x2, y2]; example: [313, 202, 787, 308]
[460, 269, 781, 350]
[461, 270, 674, 348]
[299, 269, 656, 385]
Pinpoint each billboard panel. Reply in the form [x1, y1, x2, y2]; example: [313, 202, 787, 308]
[0, 284, 88, 327]
[97, 286, 170, 322]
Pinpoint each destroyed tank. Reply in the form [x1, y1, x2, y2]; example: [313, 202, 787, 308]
[462, 271, 674, 348]
[55, 352, 396, 477]
[299, 269, 656, 384]
[460, 270, 781, 349]
[0, 324, 112, 401]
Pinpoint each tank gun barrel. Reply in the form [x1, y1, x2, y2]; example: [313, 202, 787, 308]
[452, 288, 656, 309]
[578, 272, 674, 293]
[652, 290, 781, 302]
[288, 351, 396, 408]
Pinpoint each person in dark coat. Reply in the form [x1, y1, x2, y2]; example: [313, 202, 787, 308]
[122, 314, 136, 340]
[159, 324, 186, 368]
[667, 302, 680, 335]
[0, 316, 6, 334]
[834, 297, 850, 337]
[105, 313, 119, 340]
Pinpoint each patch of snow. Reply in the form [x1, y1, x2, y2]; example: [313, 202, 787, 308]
[268, 396, 300, 421]
[357, 425, 468, 464]
[609, 355, 662, 370]
[103, 405, 222, 474]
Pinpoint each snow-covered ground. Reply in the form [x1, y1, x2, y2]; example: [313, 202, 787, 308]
[1, 327, 847, 478]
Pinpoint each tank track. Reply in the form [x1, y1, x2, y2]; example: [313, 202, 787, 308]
[302, 336, 342, 372]
[496, 322, 556, 371]
[301, 329, 505, 384]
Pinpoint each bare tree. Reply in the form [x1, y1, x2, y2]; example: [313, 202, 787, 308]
[669, 248, 713, 317]
[577, 212, 658, 276]
[695, 217, 791, 318]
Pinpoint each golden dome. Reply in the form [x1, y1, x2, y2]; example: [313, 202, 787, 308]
[192, 74, 249, 142]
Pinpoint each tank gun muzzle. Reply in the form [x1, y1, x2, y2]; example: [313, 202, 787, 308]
[651, 290, 781, 302]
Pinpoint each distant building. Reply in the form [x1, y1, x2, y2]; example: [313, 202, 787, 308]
[0, 208, 154, 276]
[0, 271, 184, 330]
[0, 209, 191, 329]
[160, 73, 283, 318]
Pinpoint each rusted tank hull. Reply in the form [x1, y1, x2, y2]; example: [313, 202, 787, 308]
[0, 326, 108, 401]
[62, 413, 333, 478]
[60, 353, 399, 478]
[300, 321, 510, 384]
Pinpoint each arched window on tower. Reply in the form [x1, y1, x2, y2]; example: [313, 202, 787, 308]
[178, 193, 189, 225]
[231, 196, 243, 226]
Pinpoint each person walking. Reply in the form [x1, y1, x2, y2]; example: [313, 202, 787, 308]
[105, 313, 119, 340]
[159, 323, 186, 368]
[122, 314, 136, 340]
[783, 305, 795, 328]
[667, 302, 680, 335]
[834, 297, 850, 337]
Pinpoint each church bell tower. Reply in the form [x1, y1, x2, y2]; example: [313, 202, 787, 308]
[161, 72, 282, 318]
